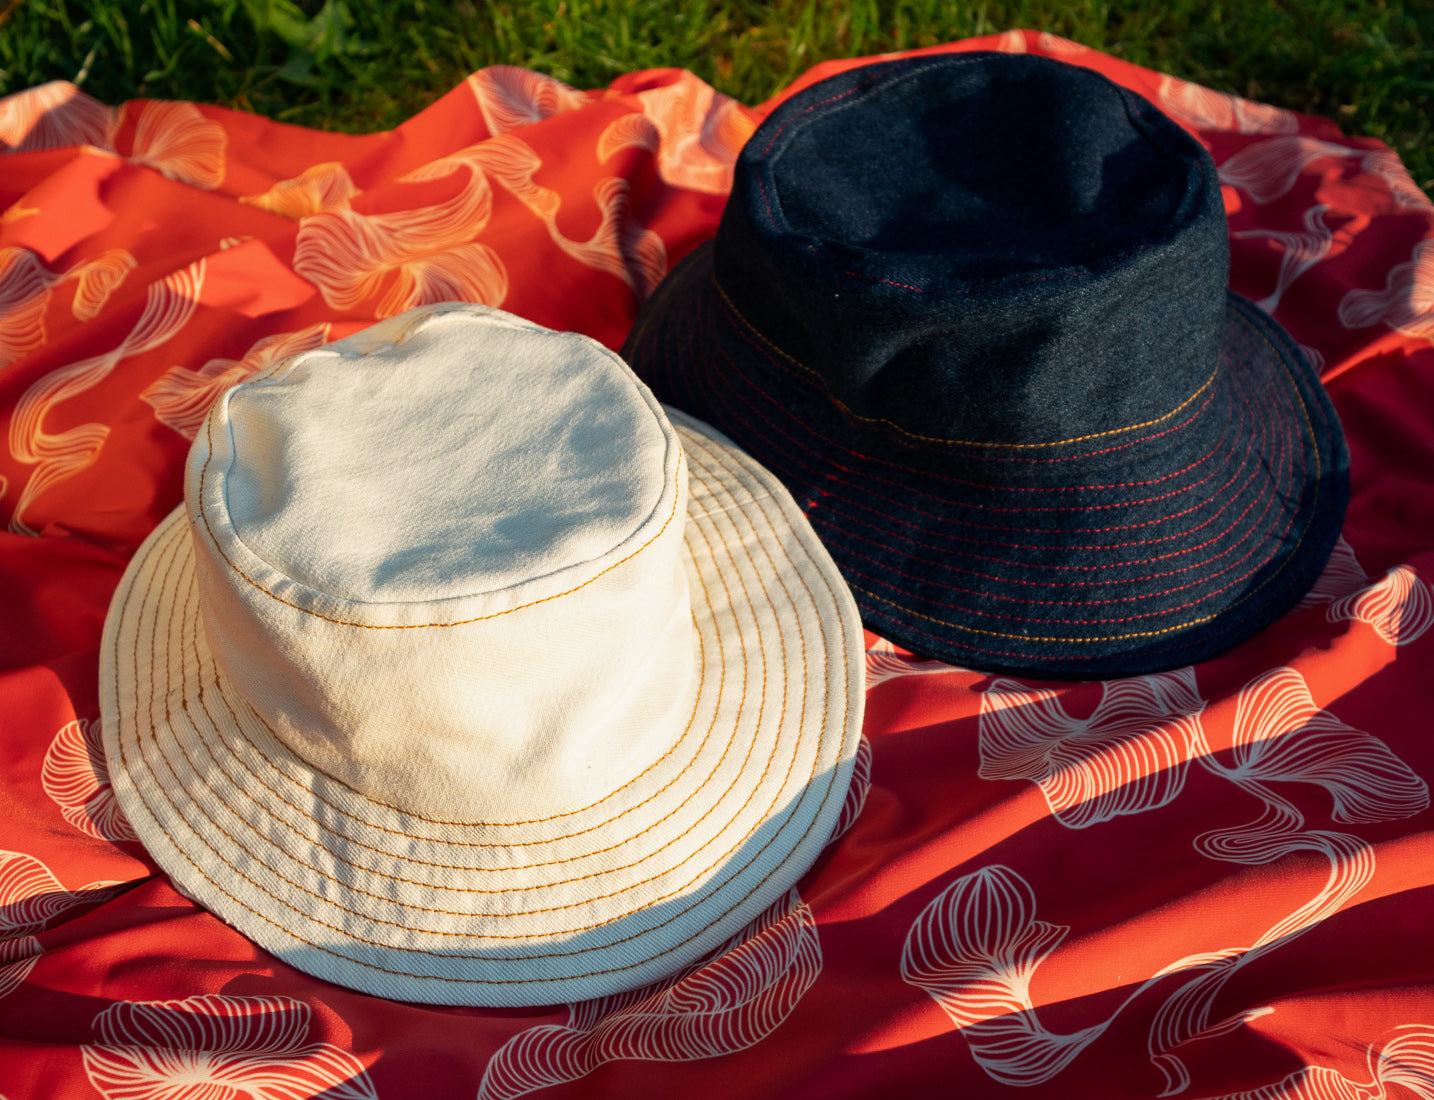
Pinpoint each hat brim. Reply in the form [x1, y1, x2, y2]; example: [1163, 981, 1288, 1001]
[625, 244, 1349, 679]
[100, 411, 862, 1007]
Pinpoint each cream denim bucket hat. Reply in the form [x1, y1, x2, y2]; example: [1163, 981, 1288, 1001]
[100, 303, 863, 1007]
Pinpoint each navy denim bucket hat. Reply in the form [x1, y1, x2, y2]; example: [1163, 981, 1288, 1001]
[622, 51, 1349, 679]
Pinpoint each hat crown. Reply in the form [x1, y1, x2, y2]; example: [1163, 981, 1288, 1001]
[221, 311, 671, 604]
[717, 52, 1230, 449]
[188, 305, 695, 820]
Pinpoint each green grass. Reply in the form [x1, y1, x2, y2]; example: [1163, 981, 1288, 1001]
[1, 0, 1430, 193]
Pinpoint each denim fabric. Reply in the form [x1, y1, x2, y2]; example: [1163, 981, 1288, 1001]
[624, 52, 1350, 679]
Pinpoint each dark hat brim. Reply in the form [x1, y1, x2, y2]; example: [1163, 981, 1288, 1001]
[624, 243, 1350, 679]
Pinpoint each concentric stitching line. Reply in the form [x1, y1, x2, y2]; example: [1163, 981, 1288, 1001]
[846, 313, 1322, 654]
[196, 641, 729, 875]
[841, 476, 1292, 626]
[815, 406, 1289, 583]
[205, 669, 717, 855]
[803, 418, 1269, 560]
[820, 451, 1293, 612]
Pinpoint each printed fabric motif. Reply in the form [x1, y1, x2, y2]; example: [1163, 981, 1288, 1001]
[81, 995, 377, 1100]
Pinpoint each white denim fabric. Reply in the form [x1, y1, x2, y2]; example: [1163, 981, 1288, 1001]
[100, 303, 864, 1006]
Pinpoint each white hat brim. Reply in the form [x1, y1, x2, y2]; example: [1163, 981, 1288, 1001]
[100, 411, 863, 1007]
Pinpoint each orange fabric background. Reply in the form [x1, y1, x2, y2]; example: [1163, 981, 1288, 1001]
[2, 31, 1433, 1099]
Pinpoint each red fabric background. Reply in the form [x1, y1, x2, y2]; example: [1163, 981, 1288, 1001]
[2, 30, 1433, 1099]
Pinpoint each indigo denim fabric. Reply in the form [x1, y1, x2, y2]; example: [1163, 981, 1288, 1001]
[624, 51, 1350, 679]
